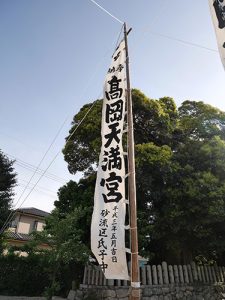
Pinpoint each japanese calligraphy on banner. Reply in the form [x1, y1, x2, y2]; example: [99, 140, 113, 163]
[209, 0, 225, 69]
[91, 40, 129, 280]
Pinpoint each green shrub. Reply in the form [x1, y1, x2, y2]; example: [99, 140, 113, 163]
[0, 254, 50, 296]
[0, 253, 84, 297]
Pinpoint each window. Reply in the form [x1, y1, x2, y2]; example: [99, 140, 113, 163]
[33, 220, 38, 231]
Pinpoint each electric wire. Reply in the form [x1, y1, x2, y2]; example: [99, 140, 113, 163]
[3, 1, 217, 233]
[1, 31, 124, 234]
[14, 117, 67, 207]
[5, 26, 122, 192]
[18, 183, 56, 198]
[0, 25, 124, 234]
[89, 0, 124, 24]
[20, 179, 56, 194]
[0, 131, 37, 151]
[126, 0, 217, 63]
[127, 0, 170, 57]
[12, 157, 67, 184]
[9, 23, 124, 187]
[4, 0, 215, 232]
[114, 24, 124, 52]
[146, 30, 218, 53]
[0, 93, 100, 234]
[0, 118, 69, 234]
[5, 2, 214, 229]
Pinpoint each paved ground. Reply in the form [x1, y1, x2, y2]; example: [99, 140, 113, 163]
[0, 296, 66, 300]
[0, 297, 45, 300]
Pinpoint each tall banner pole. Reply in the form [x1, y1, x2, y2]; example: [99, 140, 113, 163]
[124, 23, 140, 300]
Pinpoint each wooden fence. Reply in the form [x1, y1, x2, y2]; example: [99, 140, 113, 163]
[82, 262, 225, 286]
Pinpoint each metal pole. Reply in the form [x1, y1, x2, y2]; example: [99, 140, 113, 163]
[124, 22, 140, 300]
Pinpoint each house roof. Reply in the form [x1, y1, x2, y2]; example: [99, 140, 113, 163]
[16, 207, 50, 218]
[5, 231, 33, 241]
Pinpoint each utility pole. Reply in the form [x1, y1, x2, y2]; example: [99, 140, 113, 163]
[124, 22, 140, 300]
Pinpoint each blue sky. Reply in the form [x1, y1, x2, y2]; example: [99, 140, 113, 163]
[0, 0, 225, 212]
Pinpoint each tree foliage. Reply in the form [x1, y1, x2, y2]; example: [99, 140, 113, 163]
[0, 253, 50, 296]
[37, 207, 90, 264]
[0, 150, 16, 231]
[63, 100, 103, 175]
[0, 248, 83, 298]
[32, 206, 90, 298]
[61, 89, 225, 264]
[54, 175, 96, 249]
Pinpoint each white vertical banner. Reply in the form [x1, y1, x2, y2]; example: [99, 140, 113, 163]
[91, 40, 129, 280]
[209, 0, 225, 69]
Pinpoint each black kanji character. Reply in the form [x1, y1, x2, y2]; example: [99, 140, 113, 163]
[100, 209, 110, 217]
[112, 219, 117, 225]
[113, 206, 118, 211]
[99, 228, 107, 237]
[98, 249, 107, 260]
[111, 247, 117, 255]
[101, 172, 123, 203]
[105, 76, 123, 100]
[112, 256, 117, 263]
[213, 0, 225, 29]
[105, 100, 124, 124]
[113, 51, 121, 61]
[112, 212, 118, 218]
[111, 240, 117, 247]
[111, 225, 117, 232]
[98, 238, 107, 249]
[101, 145, 122, 171]
[108, 66, 115, 73]
[99, 218, 108, 227]
[116, 64, 124, 72]
[99, 262, 108, 273]
[111, 233, 117, 239]
[104, 122, 121, 148]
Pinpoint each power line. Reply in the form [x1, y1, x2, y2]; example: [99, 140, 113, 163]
[0, 119, 68, 233]
[89, 0, 124, 24]
[20, 179, 56, 194]
[11, 25, 124, 199]
[146, 30, 218, 53]
[0, 93, 100, 234]
[18, 183, 56, 199]
[126, 1, 217, 61]
[2, 2, 220, 233]
[13, 118, 68, 209]
[11, 157, 67, 184]
[1, 1, 125, 234]
[127, 0, 170, 59]
[0, 131, 37, 151]
[0, 25, 124, 234]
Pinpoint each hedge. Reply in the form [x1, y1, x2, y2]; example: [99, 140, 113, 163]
[0, 254, 84, 297]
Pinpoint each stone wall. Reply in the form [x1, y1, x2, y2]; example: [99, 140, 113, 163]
[68, 284, 225, 300]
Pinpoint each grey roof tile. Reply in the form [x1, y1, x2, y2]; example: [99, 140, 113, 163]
[16, 207, 50, 218]
[6, 231, 33, 241]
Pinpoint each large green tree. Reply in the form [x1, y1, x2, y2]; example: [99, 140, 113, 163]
[61, 89, 225, 264]
[63, 90, 178, 172]
[0, 150, 16, 231]
[54, 175, 96, 248]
